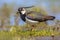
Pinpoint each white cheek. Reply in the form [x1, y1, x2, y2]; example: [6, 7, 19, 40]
[21, 11, 26, 14]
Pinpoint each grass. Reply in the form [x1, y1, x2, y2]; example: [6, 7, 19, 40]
[0, 26, 60, 40]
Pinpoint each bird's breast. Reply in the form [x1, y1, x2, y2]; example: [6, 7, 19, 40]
[20, 14, 26, 21]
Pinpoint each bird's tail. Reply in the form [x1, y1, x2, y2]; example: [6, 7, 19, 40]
[45, 16, 55, 20]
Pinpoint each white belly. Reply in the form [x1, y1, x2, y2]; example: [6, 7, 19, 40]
[25, 17, 39, 23]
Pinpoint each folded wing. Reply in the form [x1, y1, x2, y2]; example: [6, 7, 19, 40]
[26, 11, 55, 22]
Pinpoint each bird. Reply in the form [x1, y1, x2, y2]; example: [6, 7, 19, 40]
[17, 6, 55, 31]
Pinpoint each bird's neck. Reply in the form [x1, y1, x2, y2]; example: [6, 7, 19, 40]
[20, 13, 26, 22]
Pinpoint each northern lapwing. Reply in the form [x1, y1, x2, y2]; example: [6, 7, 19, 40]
[17, 6, 55, 31]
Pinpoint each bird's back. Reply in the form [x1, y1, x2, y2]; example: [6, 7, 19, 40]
[26, 11, 55, 22]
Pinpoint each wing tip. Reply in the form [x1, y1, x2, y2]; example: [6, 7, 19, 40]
[50, 16, 55, 20]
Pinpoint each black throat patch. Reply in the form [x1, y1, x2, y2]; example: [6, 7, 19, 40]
[20, 14, 26, 22]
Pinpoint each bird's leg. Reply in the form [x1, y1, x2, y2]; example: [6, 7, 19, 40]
[31, 25, 35, 31]
[30, 25, 35, 36]
[32, 25, 35, 28]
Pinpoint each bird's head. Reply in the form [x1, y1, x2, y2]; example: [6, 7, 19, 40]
[17, 6, 34, 15]
[18, 8, 26, 15]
